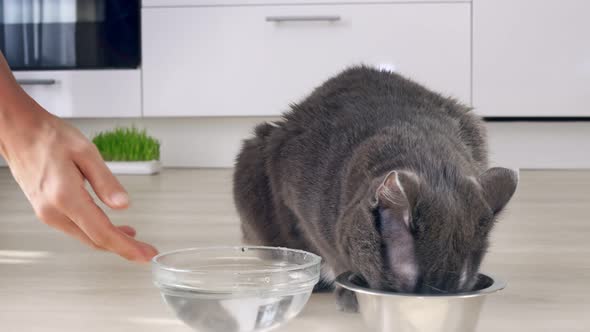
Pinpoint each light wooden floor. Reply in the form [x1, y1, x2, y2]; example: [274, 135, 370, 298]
[0, 168, 588, 332]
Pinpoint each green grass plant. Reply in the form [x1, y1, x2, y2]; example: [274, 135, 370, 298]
[92, 127, 160, 162]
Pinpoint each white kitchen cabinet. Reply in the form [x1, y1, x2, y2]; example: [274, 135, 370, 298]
[143, 0, 471, 7]
[473, 0, 590, 117]
[14, 70, 142, 118]
[142, 3, 471, 117]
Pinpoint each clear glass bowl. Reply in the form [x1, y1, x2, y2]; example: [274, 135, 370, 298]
[152, 246, 321, 332]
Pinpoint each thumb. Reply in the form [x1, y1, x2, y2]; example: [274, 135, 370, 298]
[76, 144, 130, 209]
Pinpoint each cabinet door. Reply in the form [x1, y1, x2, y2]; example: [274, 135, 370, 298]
[142, 0, 470, 6]
[142, 3, 470, 116]
[473, 0, 590, 117]
[14, 70, 141, 118]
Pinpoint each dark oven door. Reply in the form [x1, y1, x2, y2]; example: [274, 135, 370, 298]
[0, 0, 140, 70]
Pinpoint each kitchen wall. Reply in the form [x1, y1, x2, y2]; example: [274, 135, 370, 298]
[5, 118, 589, 169]
[1, 117, 589, 169]
[70, 119, 590, 169]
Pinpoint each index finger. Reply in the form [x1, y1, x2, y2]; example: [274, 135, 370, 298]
[63, 191, 157, 262]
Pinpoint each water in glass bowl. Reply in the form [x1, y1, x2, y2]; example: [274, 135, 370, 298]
[162, 287, 311, 332]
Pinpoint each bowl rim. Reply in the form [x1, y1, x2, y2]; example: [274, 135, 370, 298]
[152, 245, 322, 274]
[335, 272, 506, 299]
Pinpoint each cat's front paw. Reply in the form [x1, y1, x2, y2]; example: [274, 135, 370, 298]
[336, 286, 359, 313]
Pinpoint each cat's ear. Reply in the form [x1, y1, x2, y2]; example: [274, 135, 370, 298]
[479, 167, 519, 214]
[373, 171, 419, 226]
[373, 171, 420, 291]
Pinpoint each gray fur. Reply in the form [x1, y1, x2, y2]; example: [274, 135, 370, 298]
[233, 66, 518, 308]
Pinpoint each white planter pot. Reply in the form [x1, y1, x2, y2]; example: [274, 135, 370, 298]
[105, 161, 161, 175]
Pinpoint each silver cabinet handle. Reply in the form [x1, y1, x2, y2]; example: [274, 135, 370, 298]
[16, 79, 57, 85]
[265, 15, 341, 23]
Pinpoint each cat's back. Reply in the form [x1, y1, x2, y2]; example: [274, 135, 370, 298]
[281, 66, 457, 130]
[276, 66, 486, 168]
[254, 65, 487, 225]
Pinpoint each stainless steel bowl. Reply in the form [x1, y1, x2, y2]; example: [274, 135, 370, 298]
[336, 272, 506, 332]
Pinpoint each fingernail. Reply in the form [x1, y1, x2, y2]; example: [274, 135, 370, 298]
[140, 244, 158, 260]
[111, 192, 129, 207]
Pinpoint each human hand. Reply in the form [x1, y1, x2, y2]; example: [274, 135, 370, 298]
[0, 91, 158, 262]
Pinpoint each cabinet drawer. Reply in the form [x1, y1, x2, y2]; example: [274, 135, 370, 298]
[14, 70, 141, 118]
[142, 3, 470, 116]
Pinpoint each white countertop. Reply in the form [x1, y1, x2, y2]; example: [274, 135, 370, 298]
[0, 169, 588, 332]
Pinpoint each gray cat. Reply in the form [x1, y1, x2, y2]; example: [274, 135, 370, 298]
[233, 66, 518, 310]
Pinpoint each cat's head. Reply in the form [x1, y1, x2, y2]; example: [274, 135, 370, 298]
[341, 168, 518, 294]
